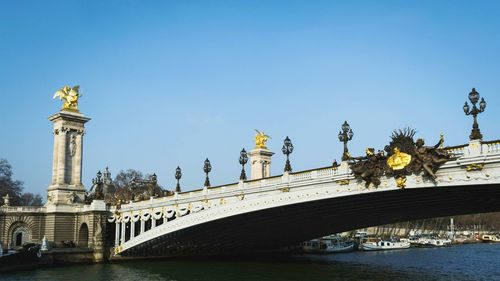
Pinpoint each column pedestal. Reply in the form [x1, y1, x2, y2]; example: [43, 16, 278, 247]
[249, 148, 274, 180]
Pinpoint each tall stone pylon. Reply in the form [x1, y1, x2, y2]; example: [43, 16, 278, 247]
[47, 87, 90, 205]
[249, 130, 274, 180]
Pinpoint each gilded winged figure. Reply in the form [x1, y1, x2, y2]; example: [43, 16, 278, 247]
[53, 85, 81, 111]
[254, 129, 270, 149]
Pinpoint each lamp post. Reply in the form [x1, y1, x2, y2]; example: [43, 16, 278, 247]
[203, 158, 212, 188]
[239, 148, 248, 180]
[463, 88, 487, 140]
[338, 121, 354, 161]
[90, 170, 104, 200]
[282, 136, 294, 172]
[175, 166, 182, 192]
[92, 170, 103, 185]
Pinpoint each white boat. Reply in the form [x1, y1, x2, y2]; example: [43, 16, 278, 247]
[411, 237, 452, 247]
[361, 240, 410, 251]
[481, 234, 500, 243]
[302, 237, 355, 254]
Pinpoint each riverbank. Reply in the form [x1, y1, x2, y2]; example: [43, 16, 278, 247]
[0, 248, 101, 273]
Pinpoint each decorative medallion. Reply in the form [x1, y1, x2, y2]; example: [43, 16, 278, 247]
[280, 187, 290, 193]
[466, 163, 484, 171]
[335, 179, 350, 185]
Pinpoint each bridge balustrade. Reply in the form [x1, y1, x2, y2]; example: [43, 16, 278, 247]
[485, 141, 500, 154]
[0, 206, 46, 213]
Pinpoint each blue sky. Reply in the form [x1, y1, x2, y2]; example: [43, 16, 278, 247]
[1, 1, 499, 195]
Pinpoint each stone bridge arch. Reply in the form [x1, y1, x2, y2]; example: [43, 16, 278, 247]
[5, 215, 37, 248]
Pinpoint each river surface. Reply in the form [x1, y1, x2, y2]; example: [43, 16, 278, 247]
[3, 243, 500, 281]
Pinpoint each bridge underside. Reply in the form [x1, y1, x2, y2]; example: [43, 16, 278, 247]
[121, 183, 500, 257]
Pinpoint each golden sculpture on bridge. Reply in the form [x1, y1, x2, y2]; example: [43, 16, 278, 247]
[254, 129, 270, 149]
[387, 147, 412, 170]
[53, 85, 81, 111]
[350, 128, 454, 189]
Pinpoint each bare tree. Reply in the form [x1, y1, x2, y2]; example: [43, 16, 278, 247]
[19, 192, 43, 206]
[0, 158, 44, 206]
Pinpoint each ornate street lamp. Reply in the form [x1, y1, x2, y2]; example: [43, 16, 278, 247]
[90, 170, 104, 200]
[203, 158, 212, 187]
[463, 88, 487, 140]
[239, 148, 248, 180]
[282, 136, 294, 172]
[338, 121, 354, 161]
[175, 166, 182, 192]
[92, 170, 103, 185]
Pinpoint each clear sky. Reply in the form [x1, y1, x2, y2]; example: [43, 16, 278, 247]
[1, 1, 499, 196]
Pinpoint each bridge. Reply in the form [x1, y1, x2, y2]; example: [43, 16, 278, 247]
[109, 138, 500, 257]
[1, 86, 498, 261]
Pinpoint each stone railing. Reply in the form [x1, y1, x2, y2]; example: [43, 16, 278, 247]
[114, 163, 353, 218]
[0, 206, 46, 213]
[484, 140, 500, 154]
[444, 144, 467, 157]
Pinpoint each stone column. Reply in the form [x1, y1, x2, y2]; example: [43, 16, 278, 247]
[120, 222, 126, 244]
[47, 110, 90, 205]
[115, 222, 120, 246]
[130, 222, 135, 239]
[249, 148, 275, 180]
[140, 220, 145, 234]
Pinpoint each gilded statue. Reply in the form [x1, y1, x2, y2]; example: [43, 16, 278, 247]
[53, 85, 81, 111]
[386, 147, 412, 170]
[350, 148, 386, 188]
[254, 129, 270, 149]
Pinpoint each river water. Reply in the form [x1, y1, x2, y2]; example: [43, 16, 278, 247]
[3, 243, 500, 281]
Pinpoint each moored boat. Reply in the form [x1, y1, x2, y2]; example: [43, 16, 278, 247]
[361, 240, 410, 251]
[480, 234, 500, 243]
[302, 237, 355, 254]
[409, 236, 452, 247]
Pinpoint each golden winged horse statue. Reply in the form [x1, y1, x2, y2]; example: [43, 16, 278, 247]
[254, 129, 271, 149]
[53, 85, 81, 111]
